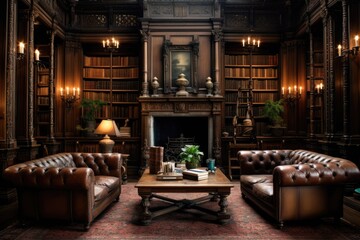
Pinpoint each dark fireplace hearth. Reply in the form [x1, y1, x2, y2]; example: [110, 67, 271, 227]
[154, 117, 209, 161]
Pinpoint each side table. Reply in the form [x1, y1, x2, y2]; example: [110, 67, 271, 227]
[343, 196, 360, 226]
[121, 154, 129, 184]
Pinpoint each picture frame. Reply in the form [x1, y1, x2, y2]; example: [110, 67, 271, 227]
[163, 40, 199, 93]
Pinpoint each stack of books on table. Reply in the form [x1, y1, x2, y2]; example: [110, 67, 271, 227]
[182, 169, 209, 181]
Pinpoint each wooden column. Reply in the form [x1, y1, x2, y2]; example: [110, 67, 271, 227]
[27, 1, 36, 146]
[141, 28, 149, 97]
[0, 0, 17, 204]
[341, 0, 351, 142]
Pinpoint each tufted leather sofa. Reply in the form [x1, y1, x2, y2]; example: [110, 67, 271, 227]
[238, 149, 360, 228]
[3, 152, 122, 230]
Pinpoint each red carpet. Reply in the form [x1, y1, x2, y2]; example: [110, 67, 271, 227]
[1, 181, 360, 240]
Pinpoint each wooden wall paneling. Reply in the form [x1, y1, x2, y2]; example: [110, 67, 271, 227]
[62, 39, 82, 138]
[149, 36, 164, 92]
[0, 0, 6, 144]
[198, 35, 211, 89]
[15, 10, 29, 143]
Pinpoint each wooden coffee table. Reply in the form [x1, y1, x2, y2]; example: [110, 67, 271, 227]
[135, 168, 234, 225]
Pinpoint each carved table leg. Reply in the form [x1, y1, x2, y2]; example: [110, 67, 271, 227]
[140, 194, 152, 225]
[217, 194, 230, 224]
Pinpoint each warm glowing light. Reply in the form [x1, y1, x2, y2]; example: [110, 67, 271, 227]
[34, 49, 40, 61]
[19, 42, 25, 54]
[338, 44, 342, 56]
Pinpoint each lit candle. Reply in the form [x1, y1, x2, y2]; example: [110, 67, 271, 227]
[248, 37, 250, 45]
[282, 87, 285, 95]
[77, 87, 80, 96]
[60, 87, 63, 96]
[355, 35, 359, 47]
[253, 39, 256, 45]
[338, 44, 342, 56]
[320, 83, 323, 90]
[73, 87, 76, 96]
[66, 87, 69, 95]
[257, 40, 260, 47]
[242, 39, 245, 47]
[19, 42, 25, 54]
[34, 49, 40, 61]
[299, 86, 302, 94]
[316, 84, 319, 93]
[288, 86, 291, 94]
[102, 40, 105, 48]
[294, 85, 297, 93]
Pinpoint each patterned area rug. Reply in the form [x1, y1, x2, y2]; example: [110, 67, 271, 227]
[1, 181, 360, 240]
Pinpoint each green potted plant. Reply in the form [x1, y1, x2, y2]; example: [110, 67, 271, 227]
[179, 145, 204, 169]
[78, 98, 106, 135]
[262, 99, 286, 136]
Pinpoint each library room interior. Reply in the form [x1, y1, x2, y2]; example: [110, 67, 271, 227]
[1, 0, 360, 239]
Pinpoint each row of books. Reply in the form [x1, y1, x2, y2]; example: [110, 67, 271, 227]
[83, 80, 140, 90]
[225, 54, 278, 65]
[225, 67, 278, 78]
[84, 56, 138, 66]
[157, 168, 209, 181]
[225, 79, 278, 89]
[224, 105, 265, 116]
[82, 92, 139, 102]
[83, 68, 139, 78]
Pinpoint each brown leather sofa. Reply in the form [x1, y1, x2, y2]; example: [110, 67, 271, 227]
[238, 149, 360, 228]
[3, 152, 122, 230]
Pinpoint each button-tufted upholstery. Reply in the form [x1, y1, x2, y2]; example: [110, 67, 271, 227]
[238, 149, 360, 228]
[3, 152, 122, 230]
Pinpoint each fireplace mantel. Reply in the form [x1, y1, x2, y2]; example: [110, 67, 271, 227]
[139, 94, 224, 166]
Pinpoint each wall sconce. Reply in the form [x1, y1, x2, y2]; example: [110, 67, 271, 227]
[282, 85, 302, 103]
[102, 37, 119, 52]
[315, 83, 324, 95]
[337, 35, 359, 57]
[17, 42, 25, 60]
[242, 36, 261, 48]
[60, 86, 80, 108]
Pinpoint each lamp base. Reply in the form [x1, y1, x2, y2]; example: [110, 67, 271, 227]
[99, 135, 115, 153]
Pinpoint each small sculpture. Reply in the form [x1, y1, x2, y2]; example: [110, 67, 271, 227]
[205, 77, 213, 96]
[175, 73, 189, 96]
[151, 77, 159, 97]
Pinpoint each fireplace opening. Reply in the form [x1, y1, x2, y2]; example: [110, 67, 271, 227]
[153, 117, 209, 164]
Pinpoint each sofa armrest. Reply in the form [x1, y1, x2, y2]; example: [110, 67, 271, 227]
[3, 166, 95, 190]
[273, 161, 360, 187]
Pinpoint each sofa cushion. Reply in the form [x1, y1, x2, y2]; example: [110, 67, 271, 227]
[240, 174, 273, 190]
[94, 176, 120, 203]
[253, 183, 273, 202]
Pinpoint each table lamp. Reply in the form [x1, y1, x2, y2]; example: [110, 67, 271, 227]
[94, 119, 121, 153]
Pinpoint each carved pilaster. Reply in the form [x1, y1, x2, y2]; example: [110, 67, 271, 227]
[3, 0, 17, 149]
[27, 3, 36, 146]
[341, 0, 350, 143]
[212, 29, 223, 97]
[141, 29, 150, 97]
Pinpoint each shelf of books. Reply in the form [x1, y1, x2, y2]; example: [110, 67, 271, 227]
[82, 55, 141, 137]
[224, 53, 279, 136]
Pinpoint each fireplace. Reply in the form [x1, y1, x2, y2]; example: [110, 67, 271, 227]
[139, 95, 224, 167]
[154, 116, 210, 160]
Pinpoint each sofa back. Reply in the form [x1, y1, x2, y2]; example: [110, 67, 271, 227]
[71, 153, 121, 178]
[239, 149, 360, 179]
[239, 150, 293, 175]
[10, 153, 77, 169]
